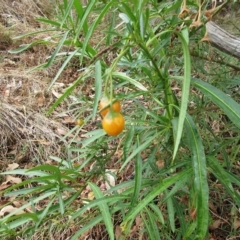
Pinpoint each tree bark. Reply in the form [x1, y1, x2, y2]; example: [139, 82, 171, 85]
[206, 21, 240, 59]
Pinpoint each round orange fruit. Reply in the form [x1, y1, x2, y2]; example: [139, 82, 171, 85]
[99, 96, 121, 117]
[102, 111, 125, 136]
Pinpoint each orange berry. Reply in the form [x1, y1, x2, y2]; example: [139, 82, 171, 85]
[102, 111, 125, 136]
[99, 96, 121, 117]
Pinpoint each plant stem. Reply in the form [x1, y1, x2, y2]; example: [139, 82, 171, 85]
[138, 42, 174, 119]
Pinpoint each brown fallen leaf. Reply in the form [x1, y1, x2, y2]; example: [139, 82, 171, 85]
[105, 169, 117, 190]
[37, 97, 45, 107]
[35, 92, 45, 107]
[156, 160, 165, 169]
[0, 183, 10, 191]
[5, 175, 22, 184]
[3, 89, 10, 98]
[0, 199, 10, 207]
[234, 217, 240, 230]
[209, 219, 221, 230]
[135, 215, 143, 227]
[52, 89, 63, 98]
[12, 201, 22, 208]
[115, 225, 125, 239]
[63, 116, 75, 124]
[56, 127, 68, 136]
[7, 163, 19, 171]
[0, 205, 25, 217]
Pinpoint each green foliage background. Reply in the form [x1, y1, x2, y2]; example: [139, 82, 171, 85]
[1, 0, 240, 239]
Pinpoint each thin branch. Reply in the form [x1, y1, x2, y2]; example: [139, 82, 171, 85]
[190, 51, 240, 72]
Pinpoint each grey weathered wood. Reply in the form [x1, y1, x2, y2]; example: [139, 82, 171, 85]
[206, 21, 240, 59]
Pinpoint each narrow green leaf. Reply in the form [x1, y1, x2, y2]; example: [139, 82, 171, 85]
[143, 7, 150, 38]
[149, 203, 165, 224]
[0, 169, 49, 177]
[105, 180, 135, 195]
[106, 11, 116, 45]
[48, 48, 79, 90]
[71, 205, 124, 240]
[2, 190, 81, 233]
[165, 191, 175, 232]
[36, 18, 61, 27]
[88, 183, 114, 240]
[147, 146, 158, 174]
[141, 212, 156, 240]
[185, 114, 209, 239]
[4, 186, 47, 197]
[60, 0, 74, 28]
[36, 190, 81, 221]
[112, 72, 148, 91]
[142, 208, 161, 240]
[208, 156, 240, 206]
[44, 30, 70, 69]
[73, 0, 88, 34]
[172, 29, 191, 160]
[58, 189, 64, 215]
[172, 197, 187, 234]
[173, 76, 240, 129]
[71, 215, 103, 240]
[0, 192, 54, 222]
[181, 27, 189, 45]
[119, 3, 136, 22]
[74, 0, 97, 43]
[36, 197, 56, 227]
[226, 172, 240, 188]
[81, 2, 113, 63]
[46, 74, 85, 116]
[8, 40, 49, 54]
[184, 221, 197, 239]
[121, 169, 191, 231]
[139, 13, 144, 38]
[12, 29, 58, 40]
[93, 60, 102, 119]
[49, 156, 70, 168]
[81, 129, 106, 147]
[0, 213, 38, 230]
[191, 78, 240, 129]
[119, 13, 131, 23]
[123, 126, 135, 160]
[131, 137, 142, 206]
[120, 133, 158, 171]
[28, 164, 60, 173]
[163, 171, 191, 202]
[71, 195, 129, 221]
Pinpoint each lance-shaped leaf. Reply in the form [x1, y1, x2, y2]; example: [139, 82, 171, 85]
[185, 114, 209, 239]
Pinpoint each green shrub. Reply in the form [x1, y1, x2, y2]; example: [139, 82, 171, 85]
[1, 0, 240, 239]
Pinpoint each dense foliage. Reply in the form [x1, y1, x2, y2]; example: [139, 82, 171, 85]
[1, 0, 240, 239]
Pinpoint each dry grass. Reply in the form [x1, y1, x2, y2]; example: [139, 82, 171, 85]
[0, 100, 68, 165]
[0, 0, 115, 168]
[0, 0, 56, 29]
[0, 0, 69, 166]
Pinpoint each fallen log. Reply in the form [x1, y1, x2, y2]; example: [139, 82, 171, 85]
[206, 21, 240, 59]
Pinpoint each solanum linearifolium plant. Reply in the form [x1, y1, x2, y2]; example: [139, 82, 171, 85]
[1, 0, 240, 239]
